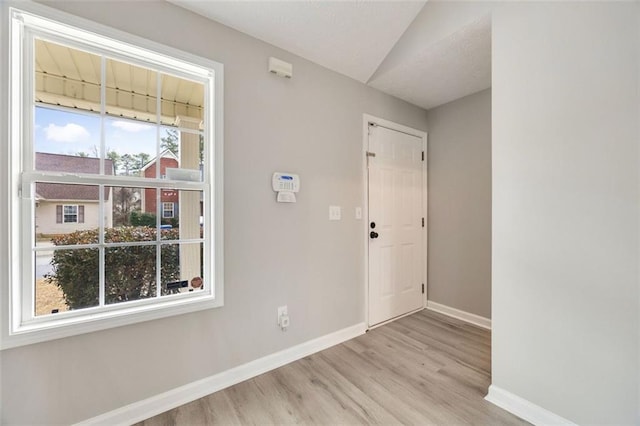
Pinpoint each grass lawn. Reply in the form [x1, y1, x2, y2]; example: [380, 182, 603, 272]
[35, 278, 69, 316]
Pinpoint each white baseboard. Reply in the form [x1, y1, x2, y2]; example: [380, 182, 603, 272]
[426, 300, 491, 330]
[485, 385, 576, 425]
[77, 322, 367, 426]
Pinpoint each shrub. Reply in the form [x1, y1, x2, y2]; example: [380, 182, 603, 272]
[163, 217, 179, 228]
[46, 226, 181, 309]
[130, 211, 157, 227]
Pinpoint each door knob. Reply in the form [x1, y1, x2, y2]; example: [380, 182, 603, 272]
[370, 231, 379, 239]
[370, 222, 376, 229]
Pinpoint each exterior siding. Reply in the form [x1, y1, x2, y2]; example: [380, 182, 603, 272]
[142, 157, 179, 215]
[35, 197, 113, 235]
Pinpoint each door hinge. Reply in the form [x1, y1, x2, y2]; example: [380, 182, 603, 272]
[422, 217, 424, 227]
[421, 151, 424, 161]
[422, 283, 425, 294]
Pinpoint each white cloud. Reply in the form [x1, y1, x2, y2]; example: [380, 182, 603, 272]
[44, 123, 90, 143]
[111, 120, 150, 132]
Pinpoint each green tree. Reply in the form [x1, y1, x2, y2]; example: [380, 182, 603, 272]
[161, 129, 179, 155]
[120, 154, 137, 175]
[135, 152, 151, 170]
[107, 150, 121, 173]
[112, 187, 140, 226]
[161, 129, 204, 164]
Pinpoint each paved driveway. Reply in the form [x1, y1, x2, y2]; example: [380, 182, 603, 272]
[35, 241, 55, 279]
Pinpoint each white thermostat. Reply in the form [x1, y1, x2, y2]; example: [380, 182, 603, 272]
[272, 172, 300, 203]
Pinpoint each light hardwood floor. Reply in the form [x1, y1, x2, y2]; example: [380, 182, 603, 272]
[138, 310, 528, 425]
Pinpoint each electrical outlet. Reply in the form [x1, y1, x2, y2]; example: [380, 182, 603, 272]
[280, 315, 290, 329]
[329, 205, 341, 221]
[277, 305, 289, 331]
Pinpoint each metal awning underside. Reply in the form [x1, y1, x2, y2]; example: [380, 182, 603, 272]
[35, 39, 204, 125]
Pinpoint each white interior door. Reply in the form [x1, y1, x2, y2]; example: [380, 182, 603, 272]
[368, 124, 424, 327]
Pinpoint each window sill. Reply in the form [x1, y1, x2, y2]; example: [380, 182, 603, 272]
[2, 293, 223, 350]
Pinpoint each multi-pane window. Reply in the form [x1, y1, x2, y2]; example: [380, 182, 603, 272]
[5, 7, 224, 348]
[63, 205, 79, 223]
[162, 202, 175, 219]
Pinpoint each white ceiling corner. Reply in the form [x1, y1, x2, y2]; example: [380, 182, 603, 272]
[168, 0, 426, 83]
[168, 1, 492, 111]
[368, 16, 492, 110]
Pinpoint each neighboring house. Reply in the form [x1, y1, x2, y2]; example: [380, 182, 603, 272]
[140, 149, 179, 219]
[34, 152, 113, 235]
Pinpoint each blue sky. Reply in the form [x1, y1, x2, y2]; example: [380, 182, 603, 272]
[35, 107, 161, 158]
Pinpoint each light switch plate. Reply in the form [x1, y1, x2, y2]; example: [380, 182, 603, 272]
[329, 205, 341, 221]
[355, 207, 362, 220]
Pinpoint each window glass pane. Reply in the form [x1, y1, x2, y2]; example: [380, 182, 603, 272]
[35, 38, 101, 112]
[156, 188, 204, 240]
[36, 247, 99, 315]
[105, 245, 157, 304]
[34, 108, 102, 170]
[159, 188, 179, 230]
[106, 58, 157, 123]
[34, 183, 103, 245]
[162, 202, 175, 219]
[108, 186, 143, 228]
[159, 127, 204, 182]
[180, 188, 204, 238]
[160, 127, 179, 159]
[159, 74, 203, 126]
[63, 205, 78, 223]
[165, 128, 204, 182]
[105, 117, 157, 176]
[158, 128, 203, 182]
[141, 187, 160, 224]
[161, 242, 203, 295]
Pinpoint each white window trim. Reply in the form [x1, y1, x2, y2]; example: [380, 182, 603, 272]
[63, 204, 79, 223]
[0, 2, 224, 350]
[162, 202, 175, 219]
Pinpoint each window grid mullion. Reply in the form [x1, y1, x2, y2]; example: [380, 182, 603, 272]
[155, 188, 162, 298]
[155, 72, 162, 299]
[99, 185, 105, 307]
[98, 55, 107, 307]
[23, 172, 204, 191]
[23, 31, 36, 321]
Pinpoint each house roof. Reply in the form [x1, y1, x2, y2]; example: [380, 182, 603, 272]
[35, 153, 113, 201]
[139, 149, 179, 173]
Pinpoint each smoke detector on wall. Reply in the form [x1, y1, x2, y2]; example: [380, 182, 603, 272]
[269, 57, 293, 78]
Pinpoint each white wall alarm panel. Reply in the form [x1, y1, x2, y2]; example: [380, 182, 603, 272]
[272, 172, 300, 203]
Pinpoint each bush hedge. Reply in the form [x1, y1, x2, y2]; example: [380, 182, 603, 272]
[46, 226, 181, 309]
[130, 211, 179, 228]
[130, 211, 157, 227]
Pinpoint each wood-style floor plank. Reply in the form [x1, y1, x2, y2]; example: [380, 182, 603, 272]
[137, 310, 528, 425]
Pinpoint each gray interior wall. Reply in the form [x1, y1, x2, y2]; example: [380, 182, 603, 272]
[492, 2, 639, 424]
[426, 89, 492, 318]
[0, 2, 428, 424]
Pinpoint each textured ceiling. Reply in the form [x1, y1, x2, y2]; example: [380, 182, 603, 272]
[368, 16, 491, 110]
[169, 0, 426, 83]
[168, 0, 492, 110]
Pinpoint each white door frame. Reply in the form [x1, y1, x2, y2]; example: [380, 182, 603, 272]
[362, 114, 428, 329]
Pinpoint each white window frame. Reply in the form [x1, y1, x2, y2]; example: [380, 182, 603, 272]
[63, 205, 79, 224]
[0, 3, 224, 350]
[162, 202, 175, 219]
